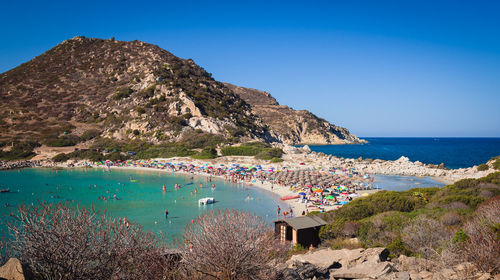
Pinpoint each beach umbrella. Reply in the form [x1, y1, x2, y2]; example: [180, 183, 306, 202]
[325, 195, 335, 200]
[313, 189, 323, 193]
[298, 192, 306, 195]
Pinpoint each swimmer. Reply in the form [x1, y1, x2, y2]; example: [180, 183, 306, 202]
[165, 209, 169, 219]
[200, 183, 203, 189]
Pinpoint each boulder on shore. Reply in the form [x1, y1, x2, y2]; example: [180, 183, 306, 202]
[0, 258, 25, 280]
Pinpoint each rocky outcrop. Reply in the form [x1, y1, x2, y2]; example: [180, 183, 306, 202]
[279, 248, 494, 280]
[0, 36, 365, 148]
[225, 83, 365, 145]
[0, 36, 267, 144]
[0, 258, 26, 280]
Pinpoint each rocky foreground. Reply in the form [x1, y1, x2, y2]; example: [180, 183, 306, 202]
[279, 247, 493, 280]
[1, 248, 494, 280]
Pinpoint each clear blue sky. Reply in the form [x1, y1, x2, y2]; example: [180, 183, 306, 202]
[1, 0, 499, 137]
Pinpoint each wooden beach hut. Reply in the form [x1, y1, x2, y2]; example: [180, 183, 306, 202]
[273, 216, 327, 248]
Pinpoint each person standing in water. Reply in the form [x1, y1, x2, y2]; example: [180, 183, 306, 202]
[277, 206, 281, 218]
[165, 209, 169, 219]
[162, 185, 166, 192]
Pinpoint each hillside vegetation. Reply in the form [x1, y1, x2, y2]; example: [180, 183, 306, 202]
[316, 171, 500, 273]
[0, 36, 266, 148]
[0, 36, 363, 161]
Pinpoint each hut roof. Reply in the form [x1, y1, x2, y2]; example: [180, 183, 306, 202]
[274, 216, 327, 230]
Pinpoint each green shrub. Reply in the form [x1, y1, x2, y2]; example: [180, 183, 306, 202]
[255, 148, 283, 160]
[494, 158, 500, 170]
[221, 145, 262, 156]
[439, 195, 485, 209]
[52, 153, 70, 162]
[112, 87, 133, 100]
[80, 129, 101, 141]
[191, 147, 217, 159]
[270, 157, 283, 163]
[0, 141, 41, 160]
[452, 229, 469, 243]
[291, 243, 306, 252]
[44, 135, 81, 147]
[136, 107, 146, 115]
[138, 85, 155, 99]
[477, 164, 489, 171]
[386, 236, 411, 257]
[181, 133, 225, 149]
[220, 142, 282, 160]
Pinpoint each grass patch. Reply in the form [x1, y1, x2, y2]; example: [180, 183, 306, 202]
[316, 172, 500, 257]
[0, 141, 41, 160]
[221, 142, 283, 160]
[477, 163, 489, 171]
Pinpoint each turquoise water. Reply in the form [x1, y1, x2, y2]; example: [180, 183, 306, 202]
[303, 137, 500, 169]
[373, 175, 445, 191]
[0, 168, 289, 240]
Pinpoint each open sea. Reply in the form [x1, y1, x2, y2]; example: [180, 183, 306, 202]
[304, 137, 500, 169]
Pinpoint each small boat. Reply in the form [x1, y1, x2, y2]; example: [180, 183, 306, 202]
[280, 195, 300, 200]
[198, 197, 215, 205]
[0, 189, 10, 193]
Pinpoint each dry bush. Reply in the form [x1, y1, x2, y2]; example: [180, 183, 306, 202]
[402, 217, 450, 260]
[0, 236, 9, 266]
[460, 197, 500, 274]
[444, 201, 469, 210]
[181, 209, 288, 280]
[342, 221, 360, 237]
[8, 202, 172, 280]
[440, 212, 461, 226]
[479, 189, 493, 198]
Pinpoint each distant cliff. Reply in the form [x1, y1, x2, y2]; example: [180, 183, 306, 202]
[225, 84, 365, 145]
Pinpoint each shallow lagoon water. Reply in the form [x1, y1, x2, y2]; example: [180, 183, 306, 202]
[373, 175, 445, 191]
[0, 168, 446, 240]
[0, 168, 289, 240]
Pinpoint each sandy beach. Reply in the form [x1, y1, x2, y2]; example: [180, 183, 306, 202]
[43, 156, 377, 216]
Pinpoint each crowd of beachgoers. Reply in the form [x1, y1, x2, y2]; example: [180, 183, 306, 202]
[55, 158, 377, 213]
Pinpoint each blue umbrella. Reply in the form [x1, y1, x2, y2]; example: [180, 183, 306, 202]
[298, 192, 307, 195]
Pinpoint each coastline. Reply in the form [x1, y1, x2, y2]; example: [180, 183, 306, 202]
[2, 143, 496, 216]
[25, 158, 379, 215]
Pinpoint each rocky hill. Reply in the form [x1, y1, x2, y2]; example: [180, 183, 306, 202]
[225, 84, 364, 145]
[0, 36, 270, 145]
[0, 36, 362, 147]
